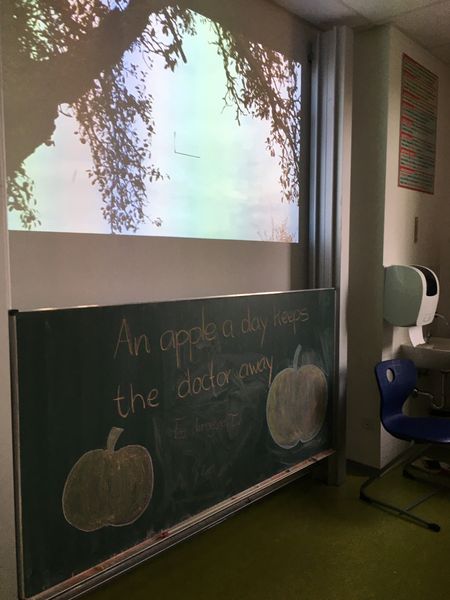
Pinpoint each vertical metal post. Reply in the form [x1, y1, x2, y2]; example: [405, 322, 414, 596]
[332, 27, 353, 485]
[310, 27, 353, 485]
[0, 27, 18, 600]
[308, 36, 320, 289]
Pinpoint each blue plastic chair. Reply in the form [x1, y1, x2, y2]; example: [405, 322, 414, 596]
[360, 358, 450, 531]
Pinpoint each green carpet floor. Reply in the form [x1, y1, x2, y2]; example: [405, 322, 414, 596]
[85, 464, 450, 600]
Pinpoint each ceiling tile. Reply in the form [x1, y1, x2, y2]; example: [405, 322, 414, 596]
[274, 0, 370, 28]
[343, 0, 447, 22]
[391, 3, 450, 48]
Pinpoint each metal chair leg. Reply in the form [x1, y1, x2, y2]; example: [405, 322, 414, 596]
[359, 443, 441, 532]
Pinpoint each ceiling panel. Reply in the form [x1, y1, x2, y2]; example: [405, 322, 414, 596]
[391, 3, 450, 48]
[273, 0, 450, 64]
[343, 0, 446, 22]
[274, 0, 369, 28]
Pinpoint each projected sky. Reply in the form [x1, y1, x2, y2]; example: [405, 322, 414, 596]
[5, 3, 303, 242]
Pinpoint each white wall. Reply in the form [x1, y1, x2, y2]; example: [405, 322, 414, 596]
[9, 232, 303, 310]
[348, 25, 450, 467]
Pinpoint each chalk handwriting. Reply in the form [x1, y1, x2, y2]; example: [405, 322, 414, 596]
[174, 417, 188, 440]
[273, 306, 309, 334]
[241, 306, 268, 347]
[160, 307, 217, 368]
[177, 360, 231, 400]
[110, 302, 311, 420]
[238, 355, 274, 386]
[114, 318, 151, 359]
[171, 412, 242, 440]
[221, 319, 235, 338]
[194, 412, 241, 437]
[112, 384, 159, 418]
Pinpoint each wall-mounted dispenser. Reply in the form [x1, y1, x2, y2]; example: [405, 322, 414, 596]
[384, 265, 439, 345]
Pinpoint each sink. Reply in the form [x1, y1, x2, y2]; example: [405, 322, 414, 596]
[400, 337, 450, 371]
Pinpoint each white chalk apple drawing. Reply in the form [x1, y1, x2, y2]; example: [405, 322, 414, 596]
[62, 427, 154, 532]
[266, 345, 328, 449]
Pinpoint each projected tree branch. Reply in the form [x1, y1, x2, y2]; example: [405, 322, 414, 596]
[2, 0, 302, 234]
[211, 24, 301, 206]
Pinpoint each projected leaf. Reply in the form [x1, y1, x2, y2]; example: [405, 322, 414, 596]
[211, 25, 302, 206]
[2, 1, 302, 234]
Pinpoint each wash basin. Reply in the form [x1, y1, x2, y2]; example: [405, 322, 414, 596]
[400, 337, 450, 371]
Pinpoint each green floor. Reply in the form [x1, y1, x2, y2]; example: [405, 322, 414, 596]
[85, 464, 450, 600]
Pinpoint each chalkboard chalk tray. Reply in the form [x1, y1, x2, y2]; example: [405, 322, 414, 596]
[11, 289, 336, 599]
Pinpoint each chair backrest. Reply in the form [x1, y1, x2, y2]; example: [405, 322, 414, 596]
[374, 359, 417, 425]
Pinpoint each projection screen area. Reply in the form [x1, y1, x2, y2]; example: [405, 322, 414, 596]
[4, 1, 304, 243]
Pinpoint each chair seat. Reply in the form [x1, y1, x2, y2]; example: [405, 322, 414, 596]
[365, 359, 449, 531]
[384, 414, 450, 444]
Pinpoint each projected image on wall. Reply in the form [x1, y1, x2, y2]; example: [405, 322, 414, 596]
[4, 2, 303, 242]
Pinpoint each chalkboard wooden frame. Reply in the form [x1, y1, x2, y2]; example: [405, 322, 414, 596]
[10, 289, 336, 600]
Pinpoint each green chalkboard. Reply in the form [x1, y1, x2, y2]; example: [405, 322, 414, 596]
[12, 289, 335, 598]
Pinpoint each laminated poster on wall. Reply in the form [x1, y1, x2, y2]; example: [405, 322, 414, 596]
[398, 54, 438, 195]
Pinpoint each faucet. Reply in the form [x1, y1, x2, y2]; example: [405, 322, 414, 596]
[425, 313, 449, 342]
[434, 313, 449, 328]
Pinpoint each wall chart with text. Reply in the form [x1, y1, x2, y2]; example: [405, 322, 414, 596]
[398, 53, 438, 194]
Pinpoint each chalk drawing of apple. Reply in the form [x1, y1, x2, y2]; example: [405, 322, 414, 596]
[266, 345, 328, 449]
[62, 427, 153, 532]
